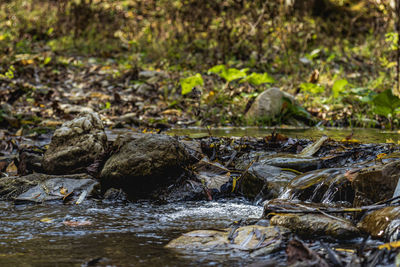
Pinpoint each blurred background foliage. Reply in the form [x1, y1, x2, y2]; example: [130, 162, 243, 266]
[0, 0, 399, 127]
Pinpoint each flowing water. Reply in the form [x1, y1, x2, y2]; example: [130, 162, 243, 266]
[2, 127, 398, 266]
[0, 200, 263, 266]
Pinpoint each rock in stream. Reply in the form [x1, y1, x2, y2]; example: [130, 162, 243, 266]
[100, 133, 192, 199]
[42, 112, 107, 174]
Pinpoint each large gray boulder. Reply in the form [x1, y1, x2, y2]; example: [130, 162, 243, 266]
[42, 112, 107, 174]
[245, 87, 295, 121]
[100, 134, 191, 199]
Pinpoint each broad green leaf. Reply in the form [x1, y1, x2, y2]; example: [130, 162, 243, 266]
[240, 72, 275, 85]
[180, 73, 204, 95]
[372, 89, 400, 117]
[208, 65, 247, 82]
[208, 65, 227, 75]
[332, 79, 348, 98]
[299, 82, 324, 94]
[220, 68, 247, 82]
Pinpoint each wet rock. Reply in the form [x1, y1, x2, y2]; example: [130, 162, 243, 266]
[16, 177, 98, 203]
[245, 87, 295, 121]
[238, 163, 297, 200]
[263, 199, 359, 239]
[351, 161, 400, 206]
[160, 180, 206, 202]
[103, 188, 128, 201]
[269, 213, 359, 239]
[258, 154, 320, 172]
[358, 207, 400, 241]
[282, 168, 354, 204]
[42, 112, 107, 174]
[18, 150, 43, 175]
[166, 225, 289, 256]
[193, 159, 231, 196]
[0, 173, 98, 202]
[100, 134, 191, 199]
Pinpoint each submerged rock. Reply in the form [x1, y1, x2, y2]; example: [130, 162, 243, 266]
[100, 134, 191, 199]
[351, 161, 400, 206]
[42, 112, 107, 174]
[358, 207, 400, 241]
[166, 225, 289, 257]
[245, 87, 295, 121]
[0, 173, 98, 202]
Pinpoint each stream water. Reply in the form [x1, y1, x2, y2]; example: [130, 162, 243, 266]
[0, 200, 262, 266]
[1, 127, 398, 266]
[168, 126, 400, 143]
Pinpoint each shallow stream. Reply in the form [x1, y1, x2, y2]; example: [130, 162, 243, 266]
[0, 200, 262, 266]
[1, 127, 398, 266]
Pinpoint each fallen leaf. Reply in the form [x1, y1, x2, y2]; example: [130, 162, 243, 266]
[6, 161, 17, 174]
[60, 187, 68, 195]
[378, 240, 400, 250]
[40, 218, 54, 223]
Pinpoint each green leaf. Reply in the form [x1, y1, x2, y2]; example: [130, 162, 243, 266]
[240, 72, 275, 85]
[208, 65, 247, 82]
[43, 57, 52, 65]
[332, 79, 348, 98]
[105, 102, 111, 109]
[180, 73, 204, 95]
[220, 68, 247, 82]
[372, 89, 400, 117]
[299, 83, 325, 94]
[208, 65, 227, 75]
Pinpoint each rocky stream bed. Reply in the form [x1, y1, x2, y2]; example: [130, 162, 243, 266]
[1, 112, 400, 266]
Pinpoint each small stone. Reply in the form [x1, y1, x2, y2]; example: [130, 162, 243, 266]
[245, 87, 295, 121]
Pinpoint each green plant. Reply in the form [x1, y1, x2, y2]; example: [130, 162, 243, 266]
[208, 65, 275, 87]
[240, 72, 275, 85]
[180, 73, 204, 95]
[0, 65, 15, 79]
[299, 82, 325, 94]
[208, 65, 248, 83]
[372, 89, 400, 129]
[332, 79, 348, 98]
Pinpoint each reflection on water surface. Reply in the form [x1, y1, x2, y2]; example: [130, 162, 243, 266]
[0, 200, 263, 266]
